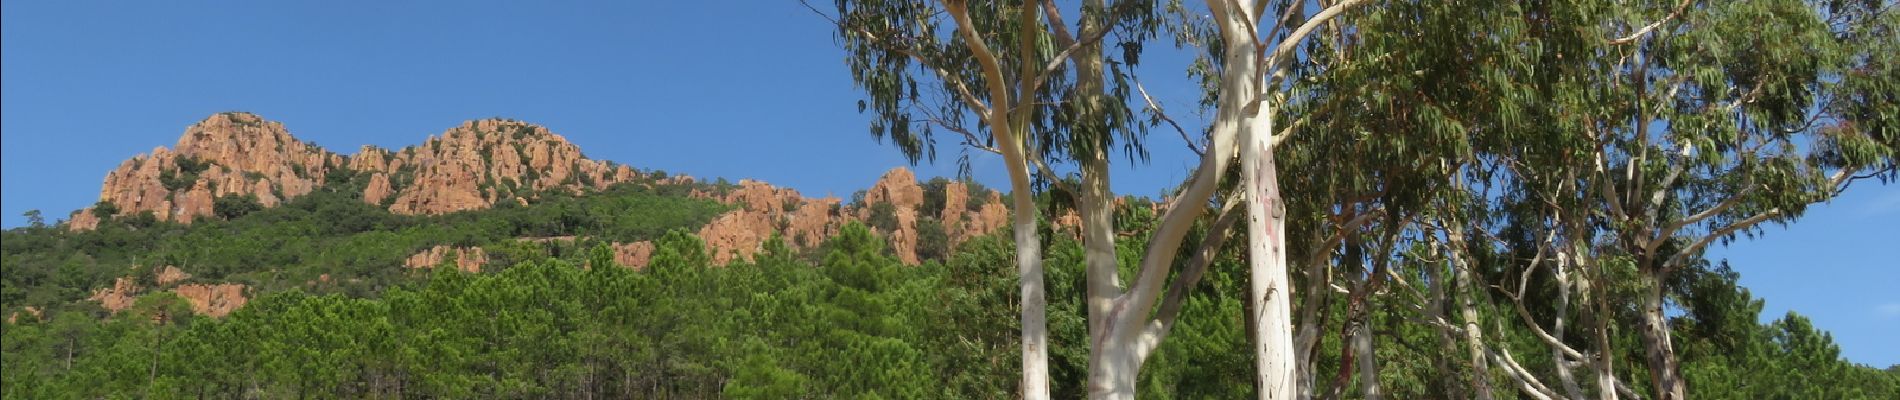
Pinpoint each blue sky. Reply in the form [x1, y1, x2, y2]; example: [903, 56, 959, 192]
[2, 1, 1893, 366]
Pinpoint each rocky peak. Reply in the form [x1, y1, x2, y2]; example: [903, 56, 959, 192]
[403, 245, 489, 273]
[693, 167, 1008, 266]
[863, 168, 924, 208]
[71, 114, 649, 230]
[72, 112, 342, 229]
[377, 119, 640, 215]
[85, 267, 249, 318]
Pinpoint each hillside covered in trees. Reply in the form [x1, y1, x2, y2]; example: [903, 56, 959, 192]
[6, 0, 1900, 397]
[1, 113, 1895, 397]
[3, 178, 1896, 398]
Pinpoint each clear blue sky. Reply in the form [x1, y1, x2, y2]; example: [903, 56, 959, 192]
[2, 1, 1893, 367]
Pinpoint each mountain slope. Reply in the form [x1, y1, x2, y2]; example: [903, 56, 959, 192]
[68, 112, 650, 229]
[21, 112, 1009, 318]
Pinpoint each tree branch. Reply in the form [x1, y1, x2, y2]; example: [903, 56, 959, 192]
[812, 1, 996, 119]
[1662, 207, 1781, 274]
[1644, 186, 1751, 257]
[1137, 194, 1245, 360]
[1487, 346, 1564, 400]
[1264, 0, 1371, 85]
[1608, 0, 1695, 45]
[1132, 74, 1203, 156]
[1040, 0, 1077, 48]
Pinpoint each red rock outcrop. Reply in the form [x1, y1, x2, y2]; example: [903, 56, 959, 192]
[403, 245, 489, 273]
[88, 269, 248, 318]
[691, 167, 1007, 266]
[88, 277, 142, 314]
[68, 209, 101, 231]
[362, 172, 393, 205]
[612, 241, 655, 269]
[857, 168, 926, 264]
[1054, 209, 1084, 238]
[863, 168, 924, 208]
[964, 192, 1011, 247]
[6, 306, 43, 324]
[173, 284, 248, 318]
[943, 181, 970, 227]
[941, 181, 1011, 249]
[382, 120, 641, 215]
[70, 114, 650, 230]
[73, 112, 342, 228]
[887, 207, 922, 265]
[698, 210, 779, 265]
[786, 197, 842, 248]
[155, 265, 192, 286]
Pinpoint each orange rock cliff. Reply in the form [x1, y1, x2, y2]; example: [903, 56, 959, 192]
[69, 112, 1015, 269]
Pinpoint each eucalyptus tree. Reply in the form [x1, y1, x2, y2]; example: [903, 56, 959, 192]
[1416, 0, 1898, 398]
[814, 0, 1116, 395]
[816, 0, 1367, 396]
[1575, 0, 1897, 397]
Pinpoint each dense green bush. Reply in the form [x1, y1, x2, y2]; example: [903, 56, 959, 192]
[5, 182, 1893, 399]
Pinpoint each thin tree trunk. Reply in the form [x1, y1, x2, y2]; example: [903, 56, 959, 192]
[1448, 226, 1496, 400]
[1426, 253, 1468, 400]
[1082, 153, 1143, 398]
[1295, 244, 1334, 400]
[1067, 1, 1140, 395]
[1594, 286, 1619, 400]
[1637, 279, 1685, 400]
[941, 0, 1051, 395]
[148, 329, 162, 398]
[1353, 302, 1383, 399]
[1009, 163, 1051, 400]
[1552, 252, 1587, 400]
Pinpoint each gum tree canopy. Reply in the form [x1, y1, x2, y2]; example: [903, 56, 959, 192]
[820, 0, 1896, 399]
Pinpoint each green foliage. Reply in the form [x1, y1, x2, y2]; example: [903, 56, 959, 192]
[158, 156, 211, 191]
[2, 178, 730, 312]
[5, 212, 1894, 399]
[212, 193, 264, 220]
[915, 218, 949, 262]
[22, 210, 44, 228]
[90, 201, 119, 219]
[865, 202, 899, 232]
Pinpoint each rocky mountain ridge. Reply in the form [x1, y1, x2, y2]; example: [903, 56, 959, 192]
[65, 113, 1013, 318]
[69, 112, 650, 229]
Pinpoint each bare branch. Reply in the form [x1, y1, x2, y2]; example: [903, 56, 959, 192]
[942, 0, 1017, 143]
[1040, 0, 1077, 47]
[915, 106, 1005, 156]
[1266, 112, 1310, 149]
[1487, 347, 1564, 400]
[1608, 0, 1695, 45]
[1264, 0, 1371, 84]
[1133, 75, 1203, 156]
[1662, 207, 1781, 273]
[1138, 193, 1245, 360]
[1028, 151, 1080, 194]
[1644, 186, 1751, 257]
[1030, 22, 1116, 96]
[1592, 137, 1633, 222]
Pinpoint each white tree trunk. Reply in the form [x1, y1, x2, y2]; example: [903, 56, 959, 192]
[1090, 337, 1141, 399]
[1552, 252, 1587, 400]
[1242, 104, 1296, 400]
[1081, 152, 1141, 399]
[1353, 307, 1383, 400]
[1447, 226, 1496, 400]
[1638, 280, 1684, 400]
[1011, 183, 1051, 400]
[1068, 5, 1140, 394]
